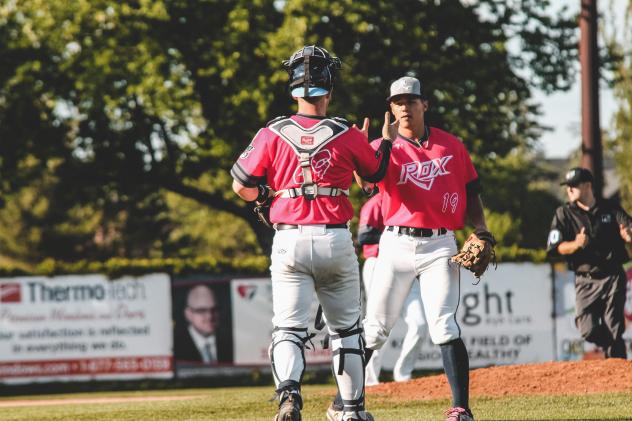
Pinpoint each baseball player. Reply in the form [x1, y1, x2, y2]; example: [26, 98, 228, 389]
[358, 191, 427, 386]
[547, 167, 632, 359]
[231, 45, 393, 421]
[361, 76, 494, 421]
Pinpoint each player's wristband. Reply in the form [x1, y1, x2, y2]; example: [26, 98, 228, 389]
[255, 185, 270, 203]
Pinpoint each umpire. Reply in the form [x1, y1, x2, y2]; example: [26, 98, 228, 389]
[547, 167, 632, 358]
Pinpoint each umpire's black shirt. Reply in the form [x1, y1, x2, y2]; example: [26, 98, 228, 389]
[547, 199, 632, 275]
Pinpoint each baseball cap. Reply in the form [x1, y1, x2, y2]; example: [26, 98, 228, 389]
[560, 167, 593, 187]
[387, 76, 425, 101]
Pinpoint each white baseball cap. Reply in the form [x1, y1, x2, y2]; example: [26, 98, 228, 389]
[387, 76, 425, 101]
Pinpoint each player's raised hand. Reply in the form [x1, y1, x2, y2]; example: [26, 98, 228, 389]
[382, 112, 399, 142]
[620, 224, 632, 243]
[352, 117, 370, 139]
[575, 227, 588, 249]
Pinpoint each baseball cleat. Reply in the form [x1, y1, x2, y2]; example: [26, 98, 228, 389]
[326, 404, 375, 421]
[326, 403, 342, 421]
[444, 407, 474, 421]
[274, 392, 302, 421]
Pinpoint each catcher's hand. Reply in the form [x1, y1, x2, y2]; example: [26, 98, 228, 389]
[253, 185, 275, 229]
[451, 229, 496, 278]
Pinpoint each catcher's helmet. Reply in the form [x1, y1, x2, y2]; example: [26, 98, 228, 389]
[283, 45, 341, 98]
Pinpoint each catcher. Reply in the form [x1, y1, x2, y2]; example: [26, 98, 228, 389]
[232, 45, 391, 421]
[354, 76, 495, 421]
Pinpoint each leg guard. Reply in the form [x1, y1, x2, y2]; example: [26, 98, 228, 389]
[330, 321, 369, 420]
[270, 326, 311, 387]
[332, 347, 375, 411]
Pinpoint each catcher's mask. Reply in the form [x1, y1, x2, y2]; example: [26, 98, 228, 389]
[283, 45, 341, 98]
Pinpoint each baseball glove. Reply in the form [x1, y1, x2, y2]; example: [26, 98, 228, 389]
[253, 185, 273, 229]
[451, 229, 497, 278]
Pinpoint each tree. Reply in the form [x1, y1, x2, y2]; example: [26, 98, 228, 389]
[608, 1, 632, 211]
[1, 0, 283, 260]
[0, 0, 581, 261]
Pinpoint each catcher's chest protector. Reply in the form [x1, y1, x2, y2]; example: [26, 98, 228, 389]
[268, 117, 349, 200]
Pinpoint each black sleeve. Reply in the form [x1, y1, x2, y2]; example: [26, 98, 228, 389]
[362, 141, 392, 183]
[230, 162, 265, 188]
[546, 207, 569, 256]
[358, 225, 382, 246]
[466, 177, 482, 197]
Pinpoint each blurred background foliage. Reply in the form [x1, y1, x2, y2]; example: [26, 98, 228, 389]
[607, 0, 632, 212]
[0, 0, 628, 269]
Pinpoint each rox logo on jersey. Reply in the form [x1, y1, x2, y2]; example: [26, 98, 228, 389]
[397, 155, 453, 190]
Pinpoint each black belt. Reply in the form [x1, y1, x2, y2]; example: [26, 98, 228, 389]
[386, 226, 447, 237]
[275, 223, 348, 231]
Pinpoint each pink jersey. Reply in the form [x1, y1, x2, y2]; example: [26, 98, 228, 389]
[232, 114, 382, 224]
[372, 127, 478, 230]
[359, 192, 384, 259]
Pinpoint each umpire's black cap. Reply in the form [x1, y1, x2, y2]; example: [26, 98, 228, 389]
[560, 167, 593, 187]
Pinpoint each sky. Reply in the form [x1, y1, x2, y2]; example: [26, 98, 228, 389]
[535, 80, 618, 159]
[536, 0, 627, 159]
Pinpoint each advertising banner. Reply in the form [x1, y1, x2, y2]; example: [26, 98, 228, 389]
[379, 263, 555, 370]
[171, 277, 240, 378]
[227, 264, 555, 371]
[0, 274, 173, 383]
[231, 278, 331, 366]
[554, 263, 632, 360]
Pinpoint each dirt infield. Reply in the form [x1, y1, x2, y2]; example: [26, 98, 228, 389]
[368, 359, 632, 401]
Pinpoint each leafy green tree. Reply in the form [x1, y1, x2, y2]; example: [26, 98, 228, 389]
[270, 0, 577, 154]
[609, 1, 632, 211]
[1, 0, 282, 260]
[0, 0, 582, 261]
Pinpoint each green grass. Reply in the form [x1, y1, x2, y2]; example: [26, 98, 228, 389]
[2, 385, 632, 421]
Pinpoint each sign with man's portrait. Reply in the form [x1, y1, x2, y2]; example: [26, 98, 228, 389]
[171, 277, 233, 373]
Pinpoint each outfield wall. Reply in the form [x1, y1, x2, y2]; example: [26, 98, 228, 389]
[0, 264, 630, 383]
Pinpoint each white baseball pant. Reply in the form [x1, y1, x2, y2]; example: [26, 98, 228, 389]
[269, 225, 368, 418]
[363, 256, 427, 385]
[364, 228, 461, 351]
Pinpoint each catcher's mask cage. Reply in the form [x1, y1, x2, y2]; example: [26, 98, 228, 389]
[283, 45, 342, 98]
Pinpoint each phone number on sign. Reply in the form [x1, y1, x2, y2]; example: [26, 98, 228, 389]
[0, 356, 172, 378]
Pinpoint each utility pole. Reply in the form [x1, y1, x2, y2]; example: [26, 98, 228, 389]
[579, 0, 603, 198]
